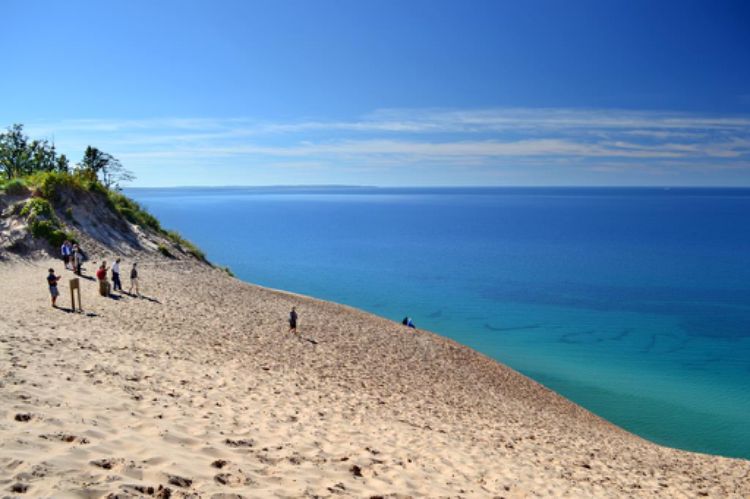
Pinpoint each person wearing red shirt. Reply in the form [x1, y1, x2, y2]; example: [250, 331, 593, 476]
[97, 261, 110, 297]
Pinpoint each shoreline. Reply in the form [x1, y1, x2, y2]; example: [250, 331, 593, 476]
[1, 256, 749, 497]
[214, 269, 750, 462]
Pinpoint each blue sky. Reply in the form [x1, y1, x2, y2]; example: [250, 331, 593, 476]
[3, 0, 749, 186]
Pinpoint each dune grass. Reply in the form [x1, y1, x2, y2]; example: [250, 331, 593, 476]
[19, 197, 75, 248]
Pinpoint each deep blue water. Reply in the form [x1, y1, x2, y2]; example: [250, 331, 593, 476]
[127, 187, 750, 460]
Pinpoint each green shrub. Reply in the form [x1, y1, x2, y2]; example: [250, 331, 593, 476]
[166, 230, 206, 261]
[29, 219, 70, 247]
[108, 191, 162, 232]
[23, 170, 111, 200]
[86, 178, 108, 195]
[21, 197, 73, 247]
[20, 197, 55, 219]
[4, 178, 29, 196]
[71, 168, 104, 193]
[222, 266, 235, 277]
[27, 171, 75, 200]
[157, 244, 174, 258]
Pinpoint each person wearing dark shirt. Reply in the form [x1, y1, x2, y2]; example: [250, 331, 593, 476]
[289, 307, 298, 335]
[401, 316, 416, 329]
[47, 268, 60, 307]
[128, 262, 139, 296]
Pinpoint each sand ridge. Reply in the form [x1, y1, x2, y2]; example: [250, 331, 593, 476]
[1, 257, 749, 498]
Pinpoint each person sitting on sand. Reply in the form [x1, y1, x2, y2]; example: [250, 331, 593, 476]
[289, 307, 298, 335]
[111, 258, 122, 292]
[128, 262, 139, 296]
[96, 261, 110, 297]
[402, 316, 416, 329]
[47, 268, 61, 307]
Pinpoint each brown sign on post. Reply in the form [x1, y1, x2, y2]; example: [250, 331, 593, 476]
[69, 278, 82, 312]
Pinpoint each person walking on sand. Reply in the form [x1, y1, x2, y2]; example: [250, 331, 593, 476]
[47, 268, 61, 307]
[128, 262, 140, 296]
[289, 307, 298, 335]
[96, 261, 110, 297]
[111, 258, 122, 292]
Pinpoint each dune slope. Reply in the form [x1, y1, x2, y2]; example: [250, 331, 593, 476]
[1, 257, 749, 498]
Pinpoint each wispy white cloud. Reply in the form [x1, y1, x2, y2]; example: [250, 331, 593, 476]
[25, 108, 750, 138]
[16, 107, 750, 186]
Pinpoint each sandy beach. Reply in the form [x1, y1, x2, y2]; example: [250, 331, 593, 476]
[0, 254, 747, 498]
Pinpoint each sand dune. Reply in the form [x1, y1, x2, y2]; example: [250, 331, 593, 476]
[1, 256, 748, 498]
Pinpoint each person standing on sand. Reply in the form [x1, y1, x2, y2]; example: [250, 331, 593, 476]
[289, 307, 298, 335]
[96, 261, 109, 297]
[61, 241, 72, 270]
[73, 244, 83, 275]
[128, 262, 139, 296]
[111, 258, 122, 292]
[47, 268, 61, 307]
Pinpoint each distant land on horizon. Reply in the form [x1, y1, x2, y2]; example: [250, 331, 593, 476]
[125, 185, 750, 192]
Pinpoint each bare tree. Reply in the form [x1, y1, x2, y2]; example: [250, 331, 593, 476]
[79, 146, 135, 189]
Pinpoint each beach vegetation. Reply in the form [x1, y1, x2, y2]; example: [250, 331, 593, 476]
[108, 190, 162, 232]
[3, 178, 29, 196]
[165, 230, 207, 261]
[28, 170, 80, 200]
[1, 124, 133, 190]
[80, 146, 134, 190]
[20, 197, 55, 219]
[0, 124, 69, 180]
[157, 244, 174, 258]
[2, 123, 209, 264]
[20, 197, 75, 247]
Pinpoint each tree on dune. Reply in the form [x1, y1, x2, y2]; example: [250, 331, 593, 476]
[79, 145, 135, 190]
[0, 124, 73, 179]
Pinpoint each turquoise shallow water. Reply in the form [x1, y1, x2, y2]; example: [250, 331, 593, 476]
[128, 187, 750, 460]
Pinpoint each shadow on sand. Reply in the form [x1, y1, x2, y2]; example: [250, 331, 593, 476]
[54, 306, 97, 318]
[139, 295, 160, 304]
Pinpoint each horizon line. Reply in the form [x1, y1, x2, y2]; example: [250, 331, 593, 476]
[124, 184, 750, 190]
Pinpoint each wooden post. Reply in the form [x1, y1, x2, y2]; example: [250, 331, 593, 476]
[69, 278, 82, 312]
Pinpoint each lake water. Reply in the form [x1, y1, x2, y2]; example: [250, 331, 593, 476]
[127, 187, 750, 460]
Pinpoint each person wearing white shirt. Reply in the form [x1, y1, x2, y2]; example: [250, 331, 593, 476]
[111, 258, 122, 292]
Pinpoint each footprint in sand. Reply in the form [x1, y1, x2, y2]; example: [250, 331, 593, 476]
[212, 460, 256, 487]
[39, 432, 89, 444]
